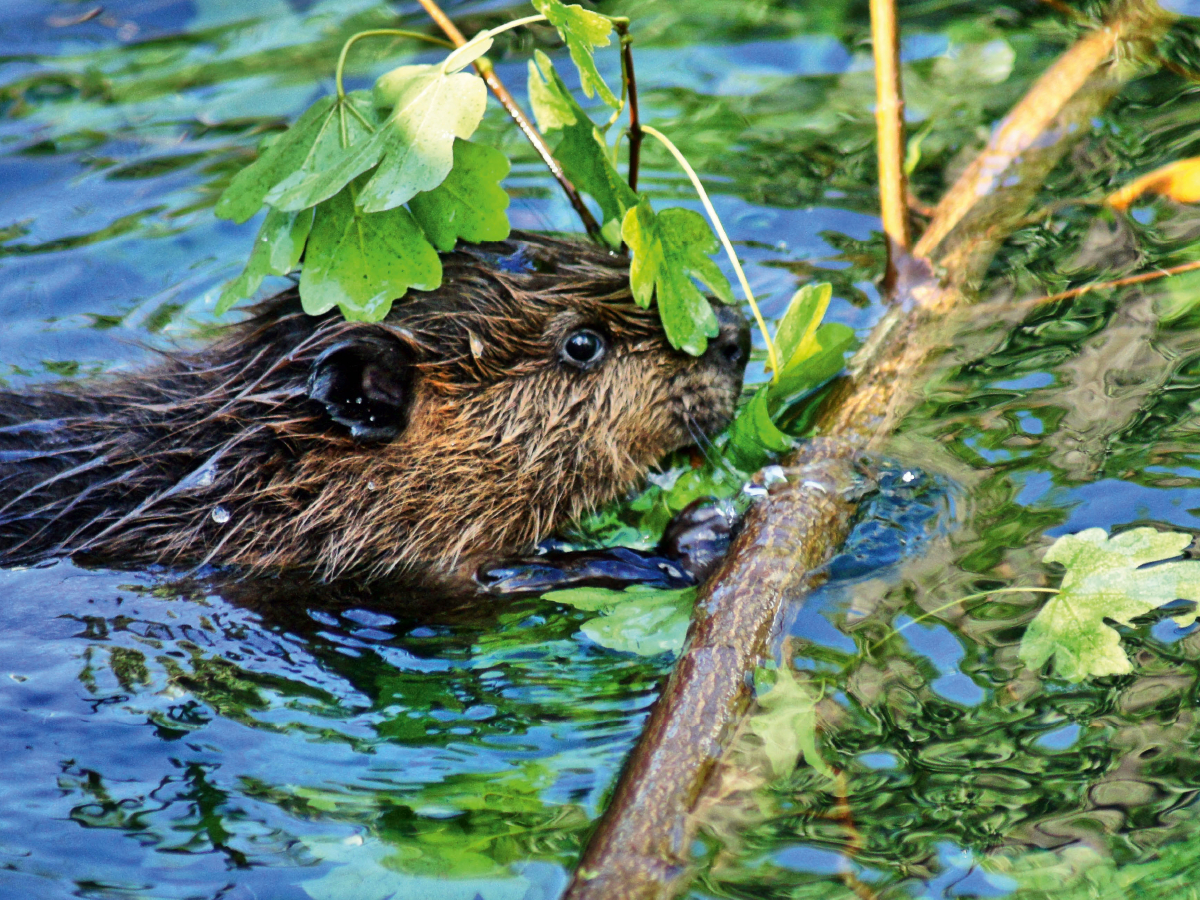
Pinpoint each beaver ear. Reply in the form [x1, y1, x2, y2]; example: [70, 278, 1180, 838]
[307, 333, 415, 443]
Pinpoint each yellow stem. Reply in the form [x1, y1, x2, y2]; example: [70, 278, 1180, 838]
[640, 124, 779, 378]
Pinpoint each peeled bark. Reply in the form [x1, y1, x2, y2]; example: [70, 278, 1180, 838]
[564, 5, 1172, 899]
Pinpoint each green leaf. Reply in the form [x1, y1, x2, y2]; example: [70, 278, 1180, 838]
[727, 384, 794, 471]
[282, 62, 486, 218]
[408, 139, 511, 252]
[216, 206, 313, 314]
[748, 666, 835, 780]
[547, 585, 695, 656]
[528, 52, 636, 233]
[772, 321, 855, 400]
[773, 283, 832, 372]
[299, 182, 441, 322]
[531, 0, 618, 108]
[215, 92, 382, 223]
[1020, 527, 1200, 682]
[621, 198, 731, 355]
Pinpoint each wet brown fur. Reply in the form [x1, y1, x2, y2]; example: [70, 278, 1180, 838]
[0, 233, 742, 589]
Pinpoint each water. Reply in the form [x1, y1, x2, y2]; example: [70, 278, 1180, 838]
[6, 0, 1200, 897]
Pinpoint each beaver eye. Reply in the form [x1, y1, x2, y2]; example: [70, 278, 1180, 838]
[560, 329, 606, 369]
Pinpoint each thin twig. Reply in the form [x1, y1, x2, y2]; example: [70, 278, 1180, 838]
[413, 0, 602, 240]
[870, 0, 910, 289]
[1031, 259, 1200, 306]
[615, 19, 643, 192]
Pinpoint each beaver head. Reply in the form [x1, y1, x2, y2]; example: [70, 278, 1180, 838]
[0, 232, 748, 589]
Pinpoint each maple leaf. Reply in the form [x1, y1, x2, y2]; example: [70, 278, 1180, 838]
[620, 198, 731, 355]
[1020, 527, 1200, 682]
[214, 91, 382, 223]
[528, 51, 635, 234]
[216, 206, 313, 314]
[407, 139, 511, 252]
[298, 180, 441, 322]
[532, 0, 618, 108]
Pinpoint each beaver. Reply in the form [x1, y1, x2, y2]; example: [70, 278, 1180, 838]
[0, 232, 749, 591]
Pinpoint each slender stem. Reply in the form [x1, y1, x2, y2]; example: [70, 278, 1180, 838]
[615, 21, 643, 192]
[869, 0, 910, 290]
[641, 124, 780, 378]
[868, 586, 1058, 653]
[335, 29, 452, 100]
[481, 13, 546, 39]
[1030, 259, 1200, 306]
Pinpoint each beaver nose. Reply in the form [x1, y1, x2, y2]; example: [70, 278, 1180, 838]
[706, 303, 751, 371]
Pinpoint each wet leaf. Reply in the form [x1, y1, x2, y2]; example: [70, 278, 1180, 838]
[408, 139, 511, 252]
[216, 206, 313, 314]
[528, 52, 636, 234]
[215, 91, 382, 223]
[547, 585, 695, 656]
[299, 181, 441, 322]
[1106, 157, 1200, 211]
[749, 666, 835, 780]
[1020, 527, 1200, 682]
[532, 0, 618, 107]
[772, 282, 833, 374]
[621, 198, 730, 355]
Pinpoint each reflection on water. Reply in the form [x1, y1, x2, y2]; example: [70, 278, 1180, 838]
[8, 0, 1200, 897]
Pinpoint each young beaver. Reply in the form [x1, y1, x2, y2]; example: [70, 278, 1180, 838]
[0, 232, 748, 590]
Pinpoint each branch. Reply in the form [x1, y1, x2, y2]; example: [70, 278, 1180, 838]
[413, 0, 602, 240]
[870, 0, 910, 289]
[615, 20, 644, 192]
[563, 5, 1173, 899]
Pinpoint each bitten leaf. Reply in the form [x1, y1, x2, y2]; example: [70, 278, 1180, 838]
[215, 92, 382, 223]
[216, 206, 313, 314]
[621, 198, 731, 355]
[299, 182, 441, 322]
[408, 139, 511, 252]
[531, 0, 618, 107]
[1020, 527, 1200, 682]
[528, 52, 635, 232]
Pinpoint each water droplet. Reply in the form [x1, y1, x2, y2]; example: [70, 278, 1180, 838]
[367, 481, 378, 491]
[211, 506, 231, 524]
[902, 470, 916, 483]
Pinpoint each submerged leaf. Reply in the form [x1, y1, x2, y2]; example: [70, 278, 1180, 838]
[408, 139, 511, 252]
[216, 206, 313, 314]
[1020, 527, 1200, 682]
[621, 198, 730, 355]
[1106, 157, 1200, 211]
[532, 0, 618, 107]
[748, 667, 834, 780]
[216, 92, 382, 223]
[299, 182, 441, 322]
[528, 52, 635, 233]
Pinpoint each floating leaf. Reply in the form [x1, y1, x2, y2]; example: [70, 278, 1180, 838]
[621, 198, 730, 355]
[215, 91, 382, 223]
[532, 0, 618, 107]
[216, 206, 313, 314]
[748, 666, 835, 780]
[1106, 157, 1200, 211]
[408, 139, 511, 252]
[1019, 527, 1200, 682]
[547, 585, 695, 656]
[528, 52, 635, 232]
[299, 181, 441, 322]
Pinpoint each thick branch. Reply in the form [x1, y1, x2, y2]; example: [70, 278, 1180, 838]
[564, 5, 1171, 900]
[414, 0, 602, 240]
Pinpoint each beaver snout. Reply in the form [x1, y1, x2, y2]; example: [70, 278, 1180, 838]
[704, 304, 751, 374]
